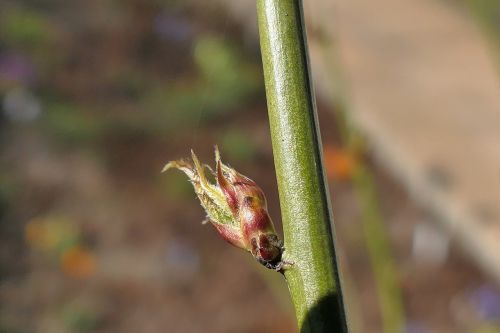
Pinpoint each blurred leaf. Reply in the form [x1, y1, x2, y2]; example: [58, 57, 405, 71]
[141, 85, 201, 130]
[115, 33, 265, 139]
[221, 129, 257, 162]
[472, 325, 500, 333]
[0, 325, 26, 333]
[42, 102, 104, 145]
[0, 174, 17, 218]
[192, 35, 261, 114]
[461, 0, 500, 69]
[0, 7, 51, 50]
[63, 306, 100, 332]
[194, 36, 240, 85]
[139, 35, 262, 134]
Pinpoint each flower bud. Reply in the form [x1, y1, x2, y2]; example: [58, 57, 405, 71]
[163, 146, 285, 270]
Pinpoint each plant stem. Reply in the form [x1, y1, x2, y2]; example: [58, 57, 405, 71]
[352, 165, 405, 333]
[256, 1, 348, 331]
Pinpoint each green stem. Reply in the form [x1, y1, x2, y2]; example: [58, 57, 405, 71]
[353, 165, 405, 333]
[256, 1, 348, 331]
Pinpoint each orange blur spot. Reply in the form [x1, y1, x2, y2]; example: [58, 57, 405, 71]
[323, 145, 357, 181]
[60, 246, 96, 279]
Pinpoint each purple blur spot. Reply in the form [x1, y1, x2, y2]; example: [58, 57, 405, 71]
[153, 14, 193, 43]
[0, 52, 36, 84]
[469, 284, 500, 321]
[405, 321, 431, 333]
[164, 237, 200, 278]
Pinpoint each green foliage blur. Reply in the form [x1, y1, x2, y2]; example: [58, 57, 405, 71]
[142, 35, 261, 134]
[460, 0, 500, 68]
[0, 1, 263, 146]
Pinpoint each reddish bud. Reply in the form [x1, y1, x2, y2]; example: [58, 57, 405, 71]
[163, 146, 287, 270]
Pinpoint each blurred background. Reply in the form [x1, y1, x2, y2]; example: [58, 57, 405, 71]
[1, 0, 499, 332]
